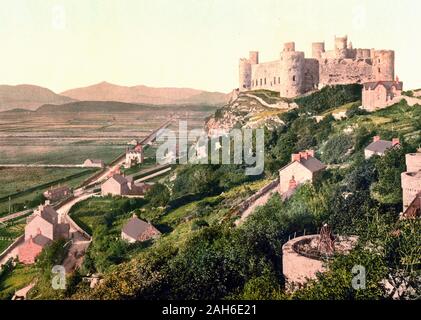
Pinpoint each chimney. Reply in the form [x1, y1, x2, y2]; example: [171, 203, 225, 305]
[37, 228, 42, 235]
[373, 136, 381, 142]
[44, 200, 50, 206]
[291, 153, 301, 162]
[289, 176, 297, 190]
[306, 150, 315, 158]
[300, 151, 309, 160]
[392, 138, 400, 146]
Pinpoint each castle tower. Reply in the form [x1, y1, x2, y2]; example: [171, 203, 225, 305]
[373, 50, 395, 81]
[280, 42, 304, 98]
[401, 151, 421, 212]
[239, 58, 252, 91]
[334, 35, 348, 59]
[239, 51, 258, 91]
[312, 42, 325, 59]
[249, 51, 259, 65]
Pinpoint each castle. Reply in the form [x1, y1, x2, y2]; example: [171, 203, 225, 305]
[239, 35, 395, 98]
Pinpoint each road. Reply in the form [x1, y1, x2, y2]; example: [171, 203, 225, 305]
[0, 164, 86, 168]
[84, 118, 173, 187]
[0, 209, 32, 224]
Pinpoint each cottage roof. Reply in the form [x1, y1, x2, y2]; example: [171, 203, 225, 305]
[32, 234, 52, 247]
[28, 205, 58, 225]
[86, 159, 103, 164]
[365, 140, 393, 153]
[45, 185, 70, 195]
[109, 174, 128, 185]
[363, 81, 403, 91]
[122, 216, 158, 240]
[279, 156, 326, 174]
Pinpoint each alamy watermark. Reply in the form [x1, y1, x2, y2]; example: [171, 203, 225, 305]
[51, 265, 66, 290]
[155, 121, 264, 176]
[351, 265, 366, 290]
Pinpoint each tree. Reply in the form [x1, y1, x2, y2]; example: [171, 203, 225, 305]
[321, 134, 353, 164]
[145, 183, 170, 207]
[371, 148, 406, 205]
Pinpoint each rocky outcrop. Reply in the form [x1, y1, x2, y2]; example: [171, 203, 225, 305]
[205, 90, 295, 136]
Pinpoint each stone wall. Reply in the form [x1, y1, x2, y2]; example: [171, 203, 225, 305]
[251, 60, 281, 91]
[282, 235, 326, 289]
[401, 171, 421, 212]
[319, 58, 374, 87]
[406, 152, 421, 173]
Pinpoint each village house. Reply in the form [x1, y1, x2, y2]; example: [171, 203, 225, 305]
[83, 159, 105, 168]
[43, 185, 72, 202]
[364, 136, 400, 159]
[362, 79, 403, 112]
[18, 202, 70, 264]
[101, 174, 152, 197]
[125, 143, 144, 169]
[121, 214, 161, 243]
[278, 150, 326, 195]
[401, 150, 421, 217]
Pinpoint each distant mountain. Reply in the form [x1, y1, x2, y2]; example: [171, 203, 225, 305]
[0, 84, 75, 111]
[61, 81, 229, 106]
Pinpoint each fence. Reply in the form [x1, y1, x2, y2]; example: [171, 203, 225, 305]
[0, 235, 24, 266]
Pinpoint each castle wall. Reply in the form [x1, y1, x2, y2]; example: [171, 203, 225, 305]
[406, 153, 421, 173]
[401, 171, 421, 212]
[303, 59, 319, 92]
[251, 60, 281, 91]
[319, 58, 374, 87]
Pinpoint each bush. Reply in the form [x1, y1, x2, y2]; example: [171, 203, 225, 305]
[295, 84, 362, 115]
[321, 134, 353, 164]
[191, 219, 209, 231]
[145, 183, 170, 208]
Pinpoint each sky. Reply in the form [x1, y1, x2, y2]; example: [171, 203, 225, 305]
[0, 0, 420, 93]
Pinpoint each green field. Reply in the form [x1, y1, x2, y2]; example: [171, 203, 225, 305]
[0, 218, 26, 252]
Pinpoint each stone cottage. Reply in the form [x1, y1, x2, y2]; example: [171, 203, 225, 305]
[364, 136, 400, 159]
[278, 150, 326, 195]
[125, 143, 144, 169]
[362, 79, 403, 111]
[18, 202, 70, 264]
[83, 159, 105, 168]
[121, 214, 161, 243]
[101, 174, 151, 197]
[43, 185, 71, 202]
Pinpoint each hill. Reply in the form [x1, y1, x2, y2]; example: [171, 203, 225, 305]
[0, 84, 75, 112]
[61, 81, 229, 106]
[204, 85, 363, 135]
[205, 89, 294, 135]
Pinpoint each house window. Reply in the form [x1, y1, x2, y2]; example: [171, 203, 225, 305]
[260, 79, 262, 86]
[264, 78, 266, 85]
[278, 77, 280, 84]
[293, 75, 296, 82]
[378, 68, 381, 73]
[274, 77, 276, 84]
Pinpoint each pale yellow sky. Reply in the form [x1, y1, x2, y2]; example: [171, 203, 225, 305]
[0, 0, 420, 93]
